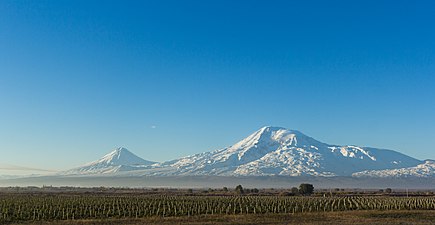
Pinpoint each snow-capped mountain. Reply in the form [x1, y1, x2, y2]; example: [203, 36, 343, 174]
[353, 160, 435, 178]
[62, 147, 156, 175]
[144, 126, 422, 176]
[61, 127, 426, 177]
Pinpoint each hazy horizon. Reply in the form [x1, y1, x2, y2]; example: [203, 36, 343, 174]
[1, 0, 435, 174]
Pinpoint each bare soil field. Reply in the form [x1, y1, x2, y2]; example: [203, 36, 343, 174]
[12, 210, 435, 225]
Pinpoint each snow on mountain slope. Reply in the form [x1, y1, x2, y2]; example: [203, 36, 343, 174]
[234, 148, 336, 177]
[353, 160, 435, 178]
[61, 127, 424, 177]
[147, 126, 422, 176]
[152, 127, 324, 175]
[62, 147, 156, 175]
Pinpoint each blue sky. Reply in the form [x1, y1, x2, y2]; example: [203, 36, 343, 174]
[1, 0, 434, 173]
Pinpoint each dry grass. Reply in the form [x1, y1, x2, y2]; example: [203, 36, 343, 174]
[12, 210, 435, 225]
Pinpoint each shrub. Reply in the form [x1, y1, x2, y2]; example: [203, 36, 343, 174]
[299, 183, 314, 196]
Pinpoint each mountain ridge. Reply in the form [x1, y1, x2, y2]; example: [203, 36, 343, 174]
[61, 126, 429, 177]
[353, 160, 435, 178]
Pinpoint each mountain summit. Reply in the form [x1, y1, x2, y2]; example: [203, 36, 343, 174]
[148, 126, 422, 176]
[62, 147, 156, 175]
[96, 147, 153, 166]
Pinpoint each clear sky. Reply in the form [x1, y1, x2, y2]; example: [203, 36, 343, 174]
[1, 0, 434, 174]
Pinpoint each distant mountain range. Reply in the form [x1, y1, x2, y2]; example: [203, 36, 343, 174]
[62, 126, 434, 178]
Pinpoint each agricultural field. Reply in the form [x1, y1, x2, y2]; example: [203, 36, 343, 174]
[1, 192, 435, 224]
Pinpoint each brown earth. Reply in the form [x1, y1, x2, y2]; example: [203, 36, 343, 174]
[13, 210, 435, 225]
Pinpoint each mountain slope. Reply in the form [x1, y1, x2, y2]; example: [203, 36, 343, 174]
[145, 126, 422, 176]
[62, 147, 156, 175]
[353, 160, 435, 177]
[61, 127, 424, 177]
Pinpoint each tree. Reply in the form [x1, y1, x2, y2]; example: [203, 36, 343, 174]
[291, 187, 299, 195]
[299, 183, 314, 196]
[223, 187, 228, 192]
[235, 185, 244, 194]
[385, 188, 392, 194]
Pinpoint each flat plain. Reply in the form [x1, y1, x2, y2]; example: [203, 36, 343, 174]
[1, 187, 434, 224]
[8, 211, 435, 225]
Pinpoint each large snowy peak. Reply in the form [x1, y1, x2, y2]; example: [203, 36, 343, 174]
[229, 126, 327, 163]
[61, 127, 424, 177]
[62, 147, 156, 175]
[156, 126, 322, 175]
[153, 126, 422, 176]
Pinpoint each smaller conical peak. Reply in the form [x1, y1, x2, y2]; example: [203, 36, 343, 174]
[94, 147, 155, 166]
[112, 147, 130, 154]
[101, 147, 133, 162]
[102, 147, 131, 160]
[69, 147, 157, 174]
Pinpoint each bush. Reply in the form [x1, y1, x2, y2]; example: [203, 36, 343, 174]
[299, 183, 314, 196]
